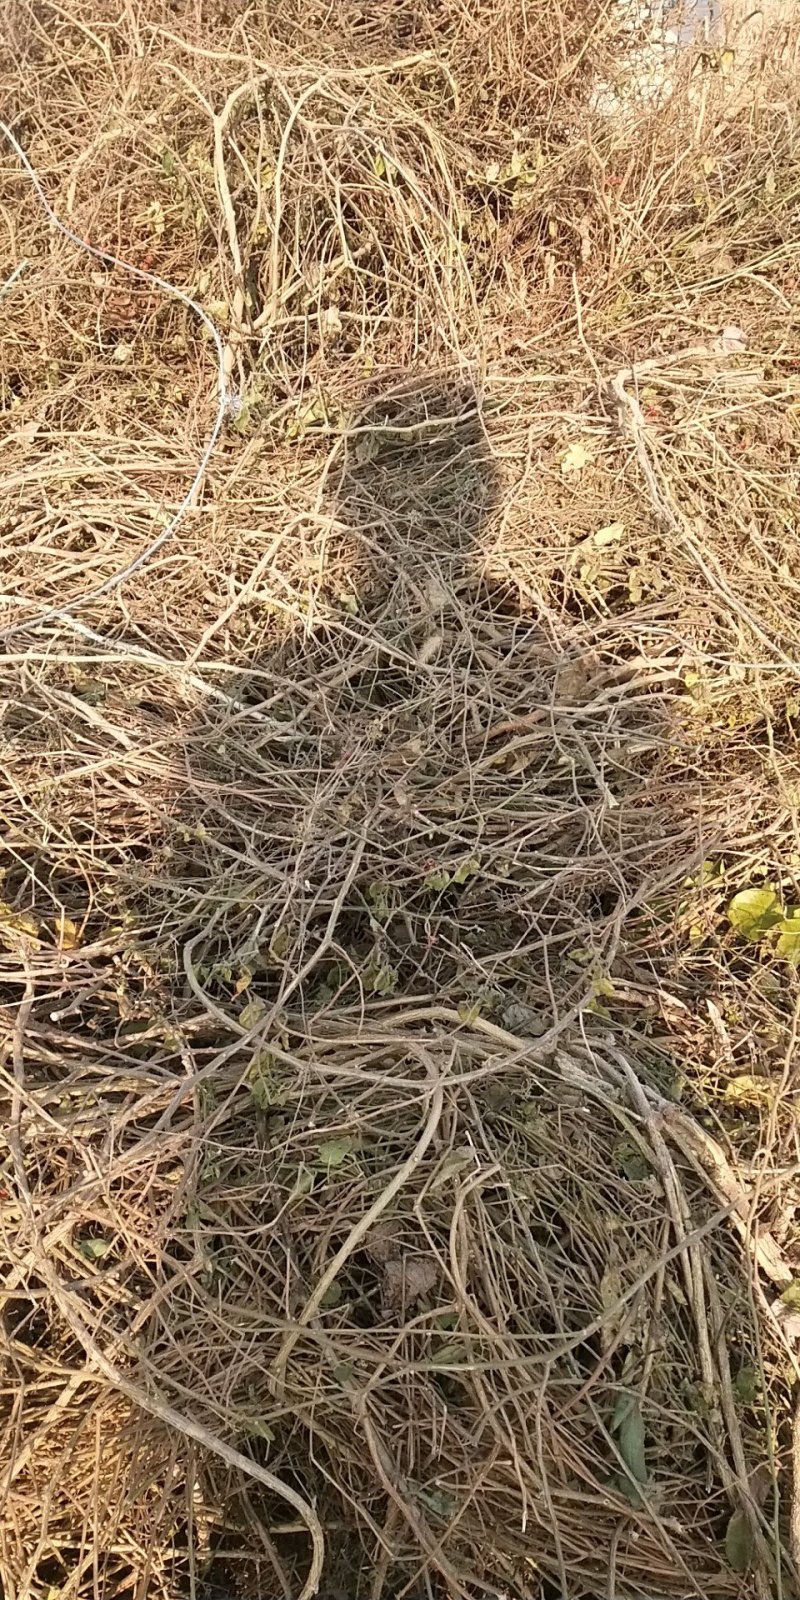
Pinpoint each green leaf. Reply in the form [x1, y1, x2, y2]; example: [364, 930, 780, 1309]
[431, 1341, 467, 1367]
[725, 1507, 754, 1572]
[291, 1165, 314, 1198]
[436, 1311, 458, 1331]
[200, 1154, 220, 1185]
[733, 1366, 760, 1405]
[619, 1400, 646, 1481]
[367, 881, 393, 923]
[247, 1051, 284, 1111]
[423, 868, 451, 892]
[780, 1279, 800, 1311]
[77, 1235, 112, 1261]
[365, 959, 397, 996]
[727, 885, 783, 941]
[244, 1418, 274, 1441]
[415, 1487, 456, 1521]
[614, 1396, 646, 1499]
[429, 1148, 474, 1192]
[161, 147, 175, 177]
[316, 1136, 357, 1170]
[614, 1140, 652, 1184]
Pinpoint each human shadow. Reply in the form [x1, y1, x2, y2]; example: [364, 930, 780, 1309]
[174, 370, 681, 1049]
[2, 369, 714, 1600]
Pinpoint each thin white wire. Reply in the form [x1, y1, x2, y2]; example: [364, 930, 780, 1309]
[0, 119, 232, 643]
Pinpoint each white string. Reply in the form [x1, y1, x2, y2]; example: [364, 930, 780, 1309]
[0, 119, 233, 643]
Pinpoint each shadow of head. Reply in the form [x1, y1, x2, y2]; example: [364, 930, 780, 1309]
[332, 371, 498, 593]
[269, 371, 503, 704]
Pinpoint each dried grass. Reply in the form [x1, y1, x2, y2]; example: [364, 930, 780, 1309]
[2, 0, 800, 1597]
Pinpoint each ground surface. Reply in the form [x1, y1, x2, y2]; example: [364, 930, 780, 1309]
[1, 2, 800, 1598]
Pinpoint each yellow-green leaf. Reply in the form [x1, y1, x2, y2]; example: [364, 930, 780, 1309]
[593, 520, 625, 547]
[727, 886, 783, 941]
[452, 856, 480, 885]
[267, 927, 290, 964]
[240, 996, 267, 1029]
[776, 908, 800, 963]
[56, 914, 80, 950]
[600, 1258, 622, 1312]
[372, 151, 396, 182]
[723, 1074, 773, 1110]
[560, 441, 594, 478]
[0, 901, 40, 947]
